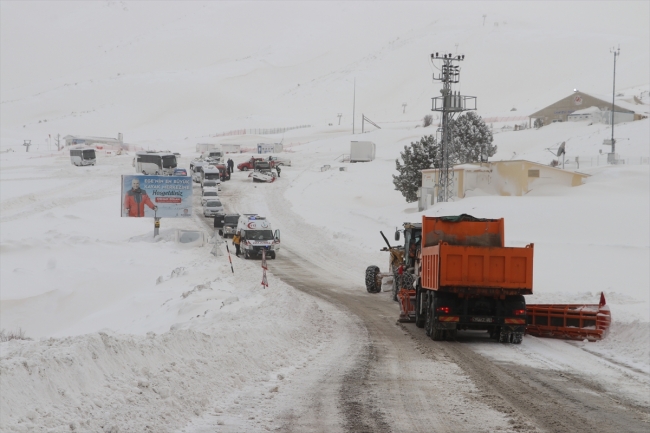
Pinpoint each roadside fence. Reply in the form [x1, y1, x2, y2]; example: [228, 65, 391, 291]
[213, 125, 311, 137]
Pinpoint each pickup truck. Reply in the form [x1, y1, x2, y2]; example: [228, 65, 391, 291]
[237, 157, 275, 171]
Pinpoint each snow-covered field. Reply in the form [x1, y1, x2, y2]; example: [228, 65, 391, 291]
[1, 2, 648, 432]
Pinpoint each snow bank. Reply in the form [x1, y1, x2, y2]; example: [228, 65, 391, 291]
[1, 265, 342, 433]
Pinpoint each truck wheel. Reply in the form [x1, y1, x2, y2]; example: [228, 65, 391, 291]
[498, 328, 510, 343]
[429, 293, 445, 341]
[415, 289, 426, 328]
[511, 332, 523, 345]
[425, 295, 435, 337]
[365, 266, 381, 293]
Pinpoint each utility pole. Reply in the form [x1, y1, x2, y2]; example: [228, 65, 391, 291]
[353, 78, 356, 134]
[402, 103, 407, 114]
[609, 45, 620, 160]
[482, 14, 487, 26]
[430, 51, 477, 203]
[337, 113, 342, 125]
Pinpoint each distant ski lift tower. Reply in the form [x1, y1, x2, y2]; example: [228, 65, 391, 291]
[430, 52, 477, 203]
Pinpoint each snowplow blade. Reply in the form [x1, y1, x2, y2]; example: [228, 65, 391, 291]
[526, 292, 611, 341]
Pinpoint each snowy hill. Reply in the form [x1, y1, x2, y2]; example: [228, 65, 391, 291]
[2, 2, 649, 143]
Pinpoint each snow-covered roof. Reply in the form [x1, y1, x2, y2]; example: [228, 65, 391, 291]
[422, 160, 589, 177]
[569, 106, 602, 115]
[578, 92, 646, 114]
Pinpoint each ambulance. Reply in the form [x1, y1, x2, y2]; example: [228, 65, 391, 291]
[237, 214, 281, 259]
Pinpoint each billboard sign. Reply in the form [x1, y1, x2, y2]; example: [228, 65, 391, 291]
[121, 175, 192, 218]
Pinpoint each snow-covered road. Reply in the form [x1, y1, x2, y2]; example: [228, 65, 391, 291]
[185, 162, 650, 432]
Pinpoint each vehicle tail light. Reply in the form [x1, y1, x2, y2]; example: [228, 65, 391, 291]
[513, 309, 526, 316]
[436, 306, 450, 314]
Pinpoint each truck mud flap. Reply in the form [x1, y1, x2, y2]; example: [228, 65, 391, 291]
[526, 292, 611, 341]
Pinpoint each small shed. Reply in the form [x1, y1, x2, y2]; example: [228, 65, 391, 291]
[221, 144, 241, 154]
[421, 160, 589, 201]
[257, 143, 283, 154]
[196, 143, 218, 153]
[350, 141, 376, 162]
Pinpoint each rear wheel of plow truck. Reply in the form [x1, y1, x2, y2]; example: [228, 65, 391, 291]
[414, 288, 426, 328]
[365, 266, 381, 293]
[424, 293, 434, 337]
[499, 328, 523, 344]
[430, 293, 446, 341]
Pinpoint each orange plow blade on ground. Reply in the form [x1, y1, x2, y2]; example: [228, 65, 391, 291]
[526, 292, 611, 341]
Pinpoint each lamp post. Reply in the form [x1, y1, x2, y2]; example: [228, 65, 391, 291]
[610, 46, 620, 158]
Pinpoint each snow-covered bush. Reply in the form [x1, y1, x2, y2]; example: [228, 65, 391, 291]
[393, 135, 440, 202]
[393, 112, 495, 202]
[450, 111, 496, 164]
[0, 328, 30, 342]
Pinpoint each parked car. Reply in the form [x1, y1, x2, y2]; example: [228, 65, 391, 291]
[202, 179, 222, 191]
[268, 156, 291, 167]
[237, 157, 273, 171]
[173, 168, 188, 176]
[203, 199, 224, 217]
[201, 187, 219, 205]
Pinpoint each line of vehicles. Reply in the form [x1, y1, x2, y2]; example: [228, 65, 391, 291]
[71, 145, 282, 260]
[189, 152, 282, 260]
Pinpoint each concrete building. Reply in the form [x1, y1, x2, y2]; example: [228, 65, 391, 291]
[420, 160, 589, 206]
[529, 91, 635, 127]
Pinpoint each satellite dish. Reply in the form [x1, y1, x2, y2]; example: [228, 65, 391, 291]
[557, 142, 566, 157]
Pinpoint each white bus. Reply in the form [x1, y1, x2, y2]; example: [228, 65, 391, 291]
[70, 148, 96, 166]
[134, 151, 177, 175]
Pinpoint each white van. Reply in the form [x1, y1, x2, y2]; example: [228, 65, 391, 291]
[207, 150, 223, 162]
[237, 214, 281, 259]
[70, 148, 96, 166]
[201, 166, 222, 187]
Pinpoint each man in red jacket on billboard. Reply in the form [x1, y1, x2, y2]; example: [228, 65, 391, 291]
[124, 178, 157, 217]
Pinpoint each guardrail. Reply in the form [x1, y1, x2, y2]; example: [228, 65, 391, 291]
[214, 125, 311, 137]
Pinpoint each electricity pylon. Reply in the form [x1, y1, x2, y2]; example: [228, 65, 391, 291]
[430, 52, 477, 203]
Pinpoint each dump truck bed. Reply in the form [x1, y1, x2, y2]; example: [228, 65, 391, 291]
[420, 215, 533, 296]
[421, 243, 533, 295]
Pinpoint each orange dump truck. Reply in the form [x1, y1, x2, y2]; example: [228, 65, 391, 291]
[416, 215, 533, 344]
